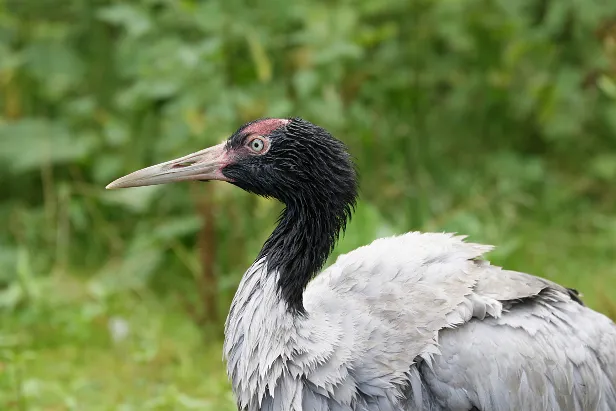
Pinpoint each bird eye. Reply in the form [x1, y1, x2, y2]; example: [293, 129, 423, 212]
[248, 137, 266, 153]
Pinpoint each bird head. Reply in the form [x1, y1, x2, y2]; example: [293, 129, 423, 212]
[107, 117, 358, 312]
[106, 117, 357, 211]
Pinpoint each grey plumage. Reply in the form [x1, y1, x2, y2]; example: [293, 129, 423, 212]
[105, 117, 616, 411]
[224, 232, 616, 411]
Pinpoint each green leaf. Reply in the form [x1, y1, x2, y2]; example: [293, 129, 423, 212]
[598, 75, 616, 100]
[101, 185, 162, 213]
[97, 4, 152, 37]
[22, 41, 84, 99]
[591, 154, 616, 181]
[0, 119, 96, 173]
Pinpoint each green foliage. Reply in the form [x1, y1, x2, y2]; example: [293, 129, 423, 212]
[1, 0, 616, 408]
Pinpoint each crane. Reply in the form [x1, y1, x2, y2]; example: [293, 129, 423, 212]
[107, 117, 616, 411]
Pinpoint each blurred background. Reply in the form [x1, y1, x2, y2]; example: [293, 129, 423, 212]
[1, 0, 616, 409]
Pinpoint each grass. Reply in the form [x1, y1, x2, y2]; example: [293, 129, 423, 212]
[1, 278, 235, 411]
[1, 202, 615, 410]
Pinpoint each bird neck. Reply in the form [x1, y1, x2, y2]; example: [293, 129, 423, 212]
[258, 199, 348, 314]
[223, 192, 354, 407]
[223, 258, 296, 406]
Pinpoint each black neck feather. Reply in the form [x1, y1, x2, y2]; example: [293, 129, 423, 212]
[258, 197, 354, 315]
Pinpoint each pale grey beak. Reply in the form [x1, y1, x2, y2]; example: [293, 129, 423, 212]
[106, 142, 231, 189]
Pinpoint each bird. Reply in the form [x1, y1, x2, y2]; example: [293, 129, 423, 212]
[106, 117, 616, 411]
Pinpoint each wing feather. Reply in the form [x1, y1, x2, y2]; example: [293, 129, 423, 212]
[299, 232, 616, 410]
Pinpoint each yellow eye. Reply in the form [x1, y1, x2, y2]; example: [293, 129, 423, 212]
[249, 137, 265, 152]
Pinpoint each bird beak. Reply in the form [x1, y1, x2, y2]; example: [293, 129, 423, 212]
[105, 142, 231, 189]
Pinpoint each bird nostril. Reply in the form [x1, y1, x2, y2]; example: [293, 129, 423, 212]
[172, 161, 197, 169]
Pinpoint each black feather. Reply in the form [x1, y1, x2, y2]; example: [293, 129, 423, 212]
[566, 288, 585, 306]
[222, 118, 358, 314]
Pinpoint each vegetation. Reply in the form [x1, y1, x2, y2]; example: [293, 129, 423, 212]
[1, 0, 615, 409]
